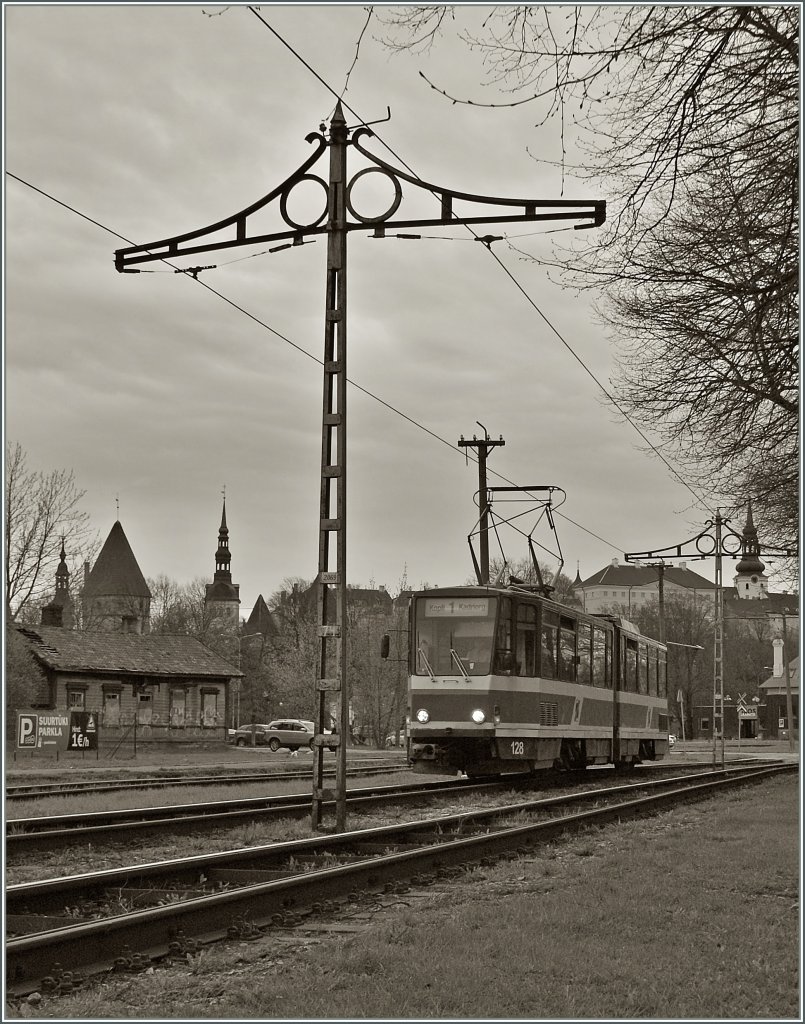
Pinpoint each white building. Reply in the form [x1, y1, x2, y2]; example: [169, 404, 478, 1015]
[573, 558, 716, 614]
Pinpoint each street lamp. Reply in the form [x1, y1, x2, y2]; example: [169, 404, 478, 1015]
[234, 633, 264, 731]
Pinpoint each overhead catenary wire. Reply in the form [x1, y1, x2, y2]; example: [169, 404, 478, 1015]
[6, 168, 627, 558]
[246, 7, 715, 520]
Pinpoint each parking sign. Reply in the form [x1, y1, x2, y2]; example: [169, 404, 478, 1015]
[17, 714, 38, 747]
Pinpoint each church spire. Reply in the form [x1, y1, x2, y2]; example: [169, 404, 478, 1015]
[734, 500, 768, 599]
[41, 536, 74, 627]
[205, 496, 240, 631]
[55, 536, 69, 592]
[214, 497, 232, 582]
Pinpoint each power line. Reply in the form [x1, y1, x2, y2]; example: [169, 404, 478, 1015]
[248, 8, 715, 518]
[6, 168, 626, 559]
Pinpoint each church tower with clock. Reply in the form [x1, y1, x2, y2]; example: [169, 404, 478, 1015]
[204, 498, 241, 633]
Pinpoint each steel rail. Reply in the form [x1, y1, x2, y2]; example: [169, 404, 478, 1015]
[6, 758, 783, 853]
[6, 775, 509, 850]
[6, 758, 407, 800]
[7, 763, 782, 909]
[5, 759, 760, 850]
[6, 763, 793, 994]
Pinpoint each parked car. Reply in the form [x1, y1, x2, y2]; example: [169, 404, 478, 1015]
[231, 723, 273, 747]
[233, 719, 336, 752]
[668, 734, 677, 747]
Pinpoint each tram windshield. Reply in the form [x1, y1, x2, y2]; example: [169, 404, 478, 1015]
[414, 594, 497, 676]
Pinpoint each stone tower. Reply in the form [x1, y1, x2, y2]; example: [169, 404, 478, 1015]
[41, 538, 75, 628]
[733, 501, 769, 600]
[82, 520, 152, 632]
[204, 498, 240, 633]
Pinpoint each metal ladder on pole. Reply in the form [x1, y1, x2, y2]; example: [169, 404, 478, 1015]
[312, 104, 349, 830]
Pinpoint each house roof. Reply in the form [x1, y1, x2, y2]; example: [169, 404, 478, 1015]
[83, 521, 151, 599]
[760, 657, 799, 693]
[577, 564, 716, 590]
[724, 591, 799, 619]
[16, 625, 242, 678]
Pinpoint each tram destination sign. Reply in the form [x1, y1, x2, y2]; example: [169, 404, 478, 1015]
[425, 598, 490, 617]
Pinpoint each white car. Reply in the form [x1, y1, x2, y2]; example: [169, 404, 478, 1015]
[668, 734, 677, 747]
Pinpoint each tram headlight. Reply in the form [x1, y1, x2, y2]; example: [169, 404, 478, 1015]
[471, 709, 486, 724]
[416, 708, 430, 723]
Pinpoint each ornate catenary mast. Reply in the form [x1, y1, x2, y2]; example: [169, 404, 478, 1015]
[114, 104, 606, 829]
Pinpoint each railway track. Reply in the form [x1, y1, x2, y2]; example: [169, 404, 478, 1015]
[5, 757, 408, 801]
[6, 761, 794, 995]
[6, 776, 509, 851]
[5, 759, 752, 852]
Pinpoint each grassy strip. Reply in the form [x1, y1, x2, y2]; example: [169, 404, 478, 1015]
[9, 773, 798, 1020]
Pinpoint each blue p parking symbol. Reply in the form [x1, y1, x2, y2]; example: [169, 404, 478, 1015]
[18, 714, 38, 747]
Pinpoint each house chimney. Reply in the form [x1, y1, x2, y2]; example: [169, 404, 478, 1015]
[679, 561, 686, 570]
[41, 603, 63, 627]
[611, 558, 619, 567]
[83, 560, 90, 585]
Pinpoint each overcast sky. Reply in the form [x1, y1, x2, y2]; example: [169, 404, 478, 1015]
[5, 3, 748, 620]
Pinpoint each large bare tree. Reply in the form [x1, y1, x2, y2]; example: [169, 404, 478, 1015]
[380, 6, 799, 546]
[5, 442, 95, 620]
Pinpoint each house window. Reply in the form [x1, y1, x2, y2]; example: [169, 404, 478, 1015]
[137, 692, 153, 725]
[170, 689, 187, 727]
[68, 689, 85, 710]
[700, 718, 710, 732]
[103, 690, 121, 725]
[201, 690, 219, 726]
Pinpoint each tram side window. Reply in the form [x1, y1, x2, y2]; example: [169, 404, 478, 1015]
[577, 622, 592, 685]
[623, 638, 638, 692]
[516, 603, 538, 677]
[647, 648, 658, 696]
[558, 616, 577, 682]
[638, 643, 649, 695]
[493, 597, 515, 674]
[658, 652, 667, 697]
[541, 610, 559, 679]
[592, 627, 607, 688]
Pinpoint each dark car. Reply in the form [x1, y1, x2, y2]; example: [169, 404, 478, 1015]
[231, 723, 273, 747]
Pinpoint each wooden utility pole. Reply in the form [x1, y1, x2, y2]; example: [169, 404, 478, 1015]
[772, 609, 796, 754]
[459, 425, 505, 585]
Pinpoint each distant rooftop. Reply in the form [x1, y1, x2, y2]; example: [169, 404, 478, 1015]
[577, 561, 715, 590]
[17, 625, 241, 678]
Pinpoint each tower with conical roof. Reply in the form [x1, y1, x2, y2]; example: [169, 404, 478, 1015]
[733, 501, 769, 600]
[244, 594, 276, 639]
[205, 498, 240, 633]
[41, 538, 75, 628]
[82, 521, 152, 632]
